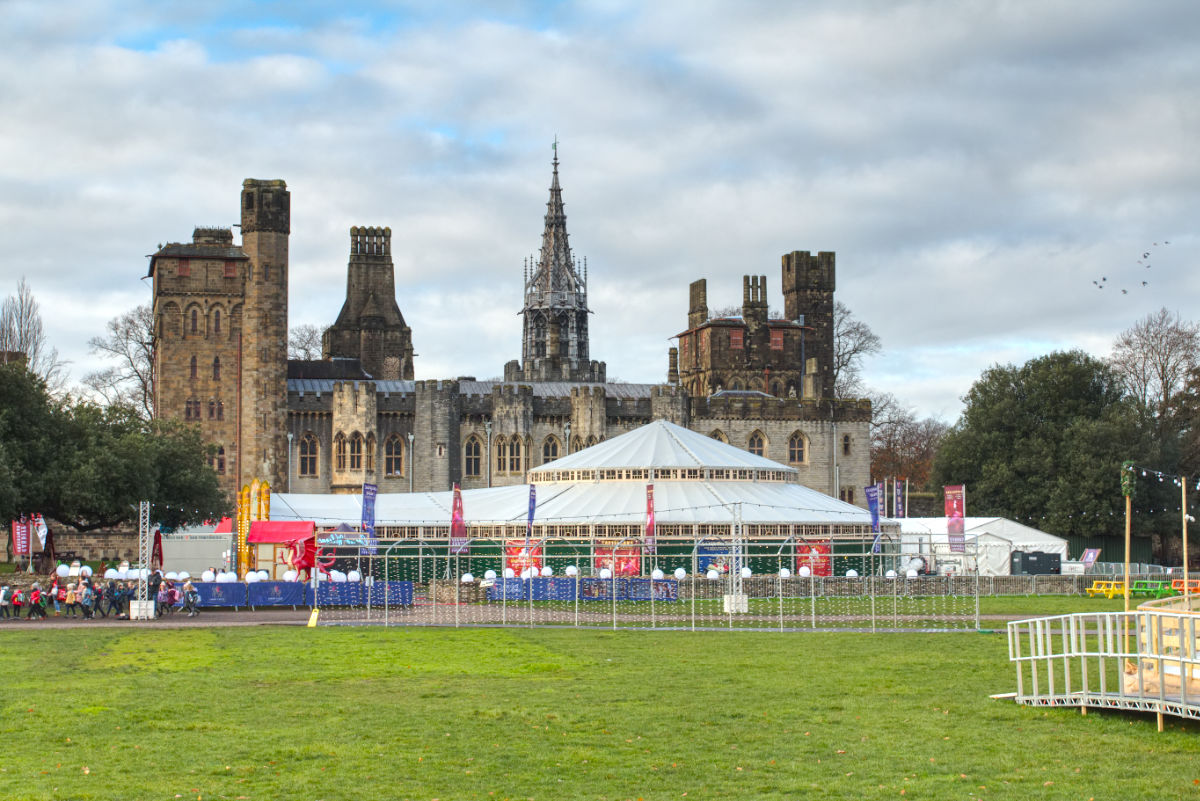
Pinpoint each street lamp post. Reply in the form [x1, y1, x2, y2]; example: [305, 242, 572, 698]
[407, 431, 415, 494]
[286, 431, 293, 493]
[485, 420, 492, 488]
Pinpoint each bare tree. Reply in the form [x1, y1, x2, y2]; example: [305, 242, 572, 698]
[0, 277, 67, 389]
[83, 304, 155, 419]
[869, 396, 949, 488]
[832, 301, 881, 398]
[289, 324, 325, 360]
[1110, 307, 1200, 418]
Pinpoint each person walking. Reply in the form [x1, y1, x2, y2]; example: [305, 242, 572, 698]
[79, 580, 96, 620]
[64, 582, 79, 617]
[11, 588, 24, 619]
[103, 579, 122, 617]
[27, 585, 45, 620]
[0, 585, 10, 619]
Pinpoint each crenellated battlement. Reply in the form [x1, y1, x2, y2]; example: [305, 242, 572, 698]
[349, 226, 391, 257]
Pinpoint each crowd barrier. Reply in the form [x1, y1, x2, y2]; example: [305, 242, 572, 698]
[485, 577, 679, 602]
[182, 580, 415, 609]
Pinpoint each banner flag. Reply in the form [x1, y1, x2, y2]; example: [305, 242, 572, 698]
[361, 483, 378, 555]
[644, 484, 656, 554]
[894, 478, 905, 519]
[1080, 548, 1101, 568]
[865, 483, 882, 553]
[450, 483, 468, 554]
[945, 484, 966, 553]
[526, 484, 536, 550]
[33, 514, 48, 548]
[11, 518, 30, 556]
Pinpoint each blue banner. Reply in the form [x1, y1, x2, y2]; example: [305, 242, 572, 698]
[526, 485, 536, 548]
[361, 483, 378, 555]
[487, 577, 527, 601]
[313, 582, 366, 606]
[366, 581, 414, 607]
[193, 582, 246, 608]
[247, 581, 307, 607]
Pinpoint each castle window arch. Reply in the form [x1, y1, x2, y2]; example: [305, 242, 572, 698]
[495, 436, 508, 473]
[730, 379, 743, 391]
[365, 434, 376, 473]
[189, 355, 197, 380]
[585, 435, 597, 448]
[709, 429, 728, 444]
[747, 430, 766, 457]
[299, 433, 318, 477]
[463, 436, 482, 477]
[190, 308, 198, 335]
[212, 307, 222, 335]
[207, 400, 215, 419]
[508, 437, 522, 473]
[842, 434, 851, 457]
[215, 446, 225, 475]
[770, 381, 783, 397]
[216, 401, 224, 420]
[788, 431, 807, 464]
[542, 436, 560, 463]
[334, 433, 347, 471]
[384, 434, 405, 477]
[750, 377, 765, 392]
[212, 357, 221, 381]
[570, 436, 582, 453]
[349, 432, 364, 470]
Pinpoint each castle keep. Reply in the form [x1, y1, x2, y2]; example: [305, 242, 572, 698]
[150, 159, 870, 505]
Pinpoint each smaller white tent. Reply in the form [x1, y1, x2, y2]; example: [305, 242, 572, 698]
[898, 517, 1069, 576]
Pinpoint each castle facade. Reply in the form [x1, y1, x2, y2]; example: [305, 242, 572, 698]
[149, 159, 870, 506]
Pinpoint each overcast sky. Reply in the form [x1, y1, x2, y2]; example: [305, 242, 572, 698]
[2, 0, 1197, 422]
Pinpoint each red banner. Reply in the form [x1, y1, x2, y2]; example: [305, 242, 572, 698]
[505, 541, 542, 574]
[594, 547, 641, 576]
[944, 485, 966, 553]
[11, 520, 31, 556]
[796, 540, 832, 577]
[450, 484, 468, 554]
[644, 484, 656, 554]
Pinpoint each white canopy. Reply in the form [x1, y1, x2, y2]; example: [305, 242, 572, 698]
[272, 420, 881, 531]
[898, 517, 1068, 575]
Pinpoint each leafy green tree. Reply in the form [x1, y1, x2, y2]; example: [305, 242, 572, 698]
[933, 351, 1173, 538]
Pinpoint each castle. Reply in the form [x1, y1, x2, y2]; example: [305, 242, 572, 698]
[148, 156, 871, 505]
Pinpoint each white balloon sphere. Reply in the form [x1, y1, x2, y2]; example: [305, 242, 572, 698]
[503, 567, 515, 579]
[651, 568, 664, 580]
[347, 570, 362, 583]
[484, 569, 497, 580]
[885, 570, 897, 578]
[779, 568, 791, 579]
[599, 568, 612, 580]
[165, 571, 178, 581]
[332, 571, 347, 583]
[564, 565, 579, 577]
[178, 571, 190, 580]
[103, 569, 119, 580]
[541, 566, 553, 577]
[245, 571, 260, 583]
[257, 570, 270, 581]
[706, 569, 720, 580]
[906, 569, 919, 578]
[55, 564, 69, 578]
[798, 566, 812, 578]
[674, 567, 687, 581]
[740, 566, 753, 578]
[461, 573, 475, 584]
[80, 565, 93, 577]
[283, 570, 298, 582]
[519, 567, 532, 580]
[201, 570, 215, 583]
[845, 569, 859, 578]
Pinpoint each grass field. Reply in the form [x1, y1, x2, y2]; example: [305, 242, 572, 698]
[2, 600, 1198, 801]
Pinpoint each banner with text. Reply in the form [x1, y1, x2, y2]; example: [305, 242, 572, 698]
[944, 484, 966, 553]
[450, 483, 468, 554]
[360, 483, 378, 555]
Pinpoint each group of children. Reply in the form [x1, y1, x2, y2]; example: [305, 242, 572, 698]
[0, 569, 205, 621]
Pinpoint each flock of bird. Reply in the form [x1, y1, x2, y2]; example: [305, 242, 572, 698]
[1093, 240, 1169, 293]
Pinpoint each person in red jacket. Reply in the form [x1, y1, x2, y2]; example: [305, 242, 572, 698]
[11, 588, 24, 618]
[27, 585, 47, 619]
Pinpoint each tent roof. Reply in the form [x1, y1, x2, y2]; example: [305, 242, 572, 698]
[247, 520, 315, 544]
[213, 517, 233, 533]
[899, 517, 1067, 549]
[529, 419, 797, 477]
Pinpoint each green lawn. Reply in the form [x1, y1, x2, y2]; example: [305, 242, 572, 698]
[0, 624, 1197, 800]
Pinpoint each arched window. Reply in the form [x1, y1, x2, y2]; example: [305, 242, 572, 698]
[709, 429, 728, 444]
[542, 436, 560, 463]
[299, 433, 318, 477]
[464, 436, 482, 477]
[213, 308, 221, 334]
[570, 436, 583, 453]
[349, 432, 364, 470]
[212, 357, 221, 381]
[384, 434, 405, 477]
[788, 432, 806, 464]
[207, 400, 215, 419]
[190, 308, 198, 334]
[842, 434, 851, 456]
[189, 356, 197, 379]
[730, 379, 743, 391]
[747, 431, 765, 457]
[585, 435, 597, 448]
[334, 433, 346, 470]
[365, 434, 375, 472]
[211, 446, 226, 474]
[495, 436, 508, 473]
[770, 381, 783, 397]
[216, 401, 224, 420]
[508, 438, 522, 473]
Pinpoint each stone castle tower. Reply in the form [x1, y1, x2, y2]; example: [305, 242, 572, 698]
[322, 226, 415, 380]
[238, 179, 291, 489]
[504, 151, 605, 383]
[782, 250, 836, 398]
